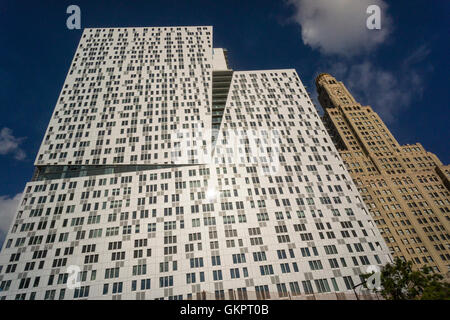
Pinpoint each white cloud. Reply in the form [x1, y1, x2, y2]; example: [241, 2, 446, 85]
[0, 193, 22, 248]
[284, 0, 427, 122]
[0, 127, 26, 160]
[288, 0, 392, 56]
[319, 45, 431, 122]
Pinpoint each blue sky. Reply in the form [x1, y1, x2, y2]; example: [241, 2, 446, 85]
[0, 0, 449, 243]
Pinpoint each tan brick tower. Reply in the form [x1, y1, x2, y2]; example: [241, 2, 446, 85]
[316, 73, 450, 277]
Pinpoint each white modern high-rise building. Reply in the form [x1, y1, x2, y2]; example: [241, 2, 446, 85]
[0, 26, 391, 300]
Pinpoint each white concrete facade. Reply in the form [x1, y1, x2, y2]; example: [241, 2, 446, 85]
[212, 48, 229, 71]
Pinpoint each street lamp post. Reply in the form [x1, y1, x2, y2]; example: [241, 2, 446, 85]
[352, 281, 367, 300]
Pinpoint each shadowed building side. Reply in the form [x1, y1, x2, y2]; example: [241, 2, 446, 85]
[316, 73, 450, 277]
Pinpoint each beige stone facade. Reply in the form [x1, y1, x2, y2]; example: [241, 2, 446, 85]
[316, 73, 450, 277]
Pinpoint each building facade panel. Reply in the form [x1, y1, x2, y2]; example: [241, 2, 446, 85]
[35, 26, 213, 167]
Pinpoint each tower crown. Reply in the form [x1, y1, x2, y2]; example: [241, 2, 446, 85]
[315, 73, 333, 87]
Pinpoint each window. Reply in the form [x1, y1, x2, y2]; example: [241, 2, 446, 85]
[343, 276, 355, 290]
[74, 286, 90, 298]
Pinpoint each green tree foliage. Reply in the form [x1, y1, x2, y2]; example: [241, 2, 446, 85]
[362, 258, 450, 300]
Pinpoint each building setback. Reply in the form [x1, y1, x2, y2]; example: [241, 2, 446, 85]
[0, 27, 391, 300]
[316, 73, 450, 277]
